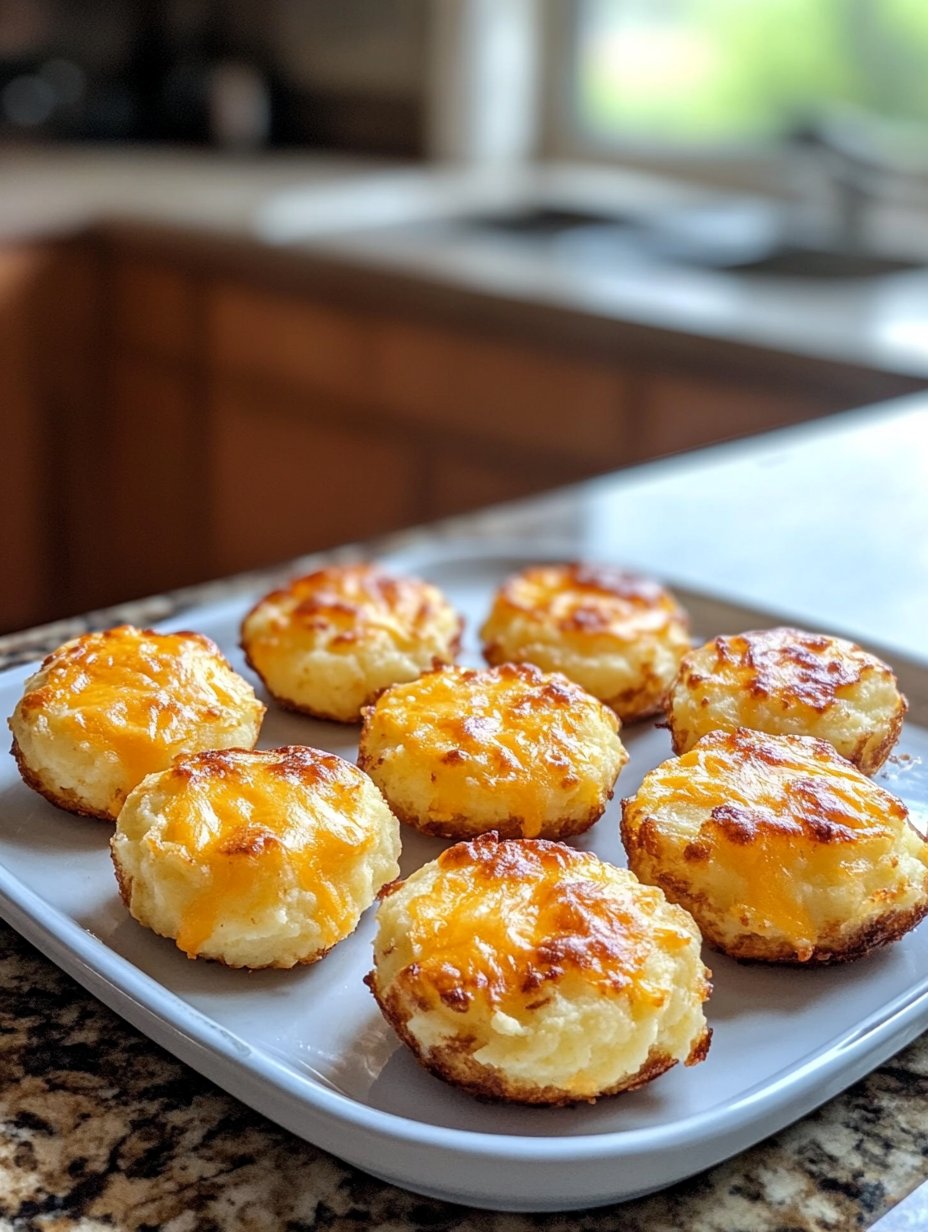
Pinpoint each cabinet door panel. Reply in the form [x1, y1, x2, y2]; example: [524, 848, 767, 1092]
[103, 355, 207, 604]
[430, 454, 574, 518]
[639, 372, 829, 457]
[112, 258, 197, 361]
[209, 385, 419, 577]
[376, 320, 628, 462]
[208, 284, 373, 405]
[0, 248, 47, 632]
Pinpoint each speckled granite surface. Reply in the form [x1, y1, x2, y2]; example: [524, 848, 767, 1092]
[3, 404, 928, 1229]
[3, 915, 928, 1232]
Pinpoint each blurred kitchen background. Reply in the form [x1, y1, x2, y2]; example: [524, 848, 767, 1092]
[3, 0, 928, 632]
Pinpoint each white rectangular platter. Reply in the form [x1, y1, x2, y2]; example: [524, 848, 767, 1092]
[2, 545, 928, 1213]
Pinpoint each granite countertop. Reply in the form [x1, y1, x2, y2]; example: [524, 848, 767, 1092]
[3, 145, 928, 384]
[2, 397, 928, 1229]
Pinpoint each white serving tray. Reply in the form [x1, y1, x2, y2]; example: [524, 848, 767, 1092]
[2, 547, 928, 1213]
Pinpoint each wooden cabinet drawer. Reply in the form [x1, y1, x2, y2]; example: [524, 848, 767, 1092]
[208, 284, 373, 405]
[208, 384, 419, 577]
[376, 320, 628, 462]
[638, 372, 831, 458]
[428, 453, 579, 519]
[112, 258, 197, 361]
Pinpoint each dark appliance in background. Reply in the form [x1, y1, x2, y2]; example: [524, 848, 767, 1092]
[0, 0, 425, 155]
[131, 1, 279, 148]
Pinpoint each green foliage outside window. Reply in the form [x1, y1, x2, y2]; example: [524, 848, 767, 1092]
[578, 0, 928, 143]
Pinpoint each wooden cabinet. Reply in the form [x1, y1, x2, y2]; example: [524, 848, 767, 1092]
[0, 247, 48, 634]
[200, 281, 637, 564]
[428, 453, 576, 516]
[3, 226, 921, 635]
[208, 282, 373, 405]
[633, 370, 845, 460]
[112, 257, 199, 362]
[208, 382, 420, 576]
[374, 319, 629, 463]
[0, 240, 104, 633]
[105, 355, 208, 598]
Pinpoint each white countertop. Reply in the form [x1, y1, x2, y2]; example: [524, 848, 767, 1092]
[0, 144, 384, 241]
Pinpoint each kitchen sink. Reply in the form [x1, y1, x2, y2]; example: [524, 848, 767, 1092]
[458, 205, 636, 237]
[451, 199, 925, 281]
[644, 234, 925, 279]
[702, 246, 923, 278]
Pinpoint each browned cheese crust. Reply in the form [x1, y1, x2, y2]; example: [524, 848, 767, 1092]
[667, 627, 907, 774]
[367, 833, 711, 1104]
[480, 562, 691, 723]
[357, 662, 627, 840]
[240, 564, 463, 723]
[367, 970, 708, 1104]
[377, 798, 610, 842]
[621, 727, 928, 965]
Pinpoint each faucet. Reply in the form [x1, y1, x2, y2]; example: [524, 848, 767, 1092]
[787, 112, 928, 252]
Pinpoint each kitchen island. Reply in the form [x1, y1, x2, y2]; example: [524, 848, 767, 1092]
[2, 395, 928, 1229]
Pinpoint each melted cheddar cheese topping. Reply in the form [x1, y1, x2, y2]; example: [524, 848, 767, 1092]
[361, 663, 622, 837]
[18, 625, 257, 789]
[680, 628, 879, 716]
[394, 834, 691, 1012]
[625, 728, 911, 946]
[655, 729, 899, 836]
[245, 564, 462, 656]
[147, 747, 377, 957]
[481, 563, 688, 645]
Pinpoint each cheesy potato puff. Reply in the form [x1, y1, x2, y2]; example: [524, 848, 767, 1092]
[9, 625, 264, 822]
[479, 563, 691, 722]
[667, 627, 906, 775]
[367, 833, 711, 1105]
[621, 728, 928, 965]
[240, 563, 463, 724]
[357, 662, 628, 840]
[111, 746, 401, 969]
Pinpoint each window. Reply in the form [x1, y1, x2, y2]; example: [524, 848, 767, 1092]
[553, 0, 928, 165]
